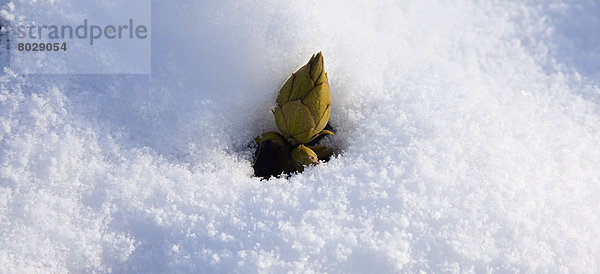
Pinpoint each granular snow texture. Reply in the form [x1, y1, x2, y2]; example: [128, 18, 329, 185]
[1, 0, 600, 272]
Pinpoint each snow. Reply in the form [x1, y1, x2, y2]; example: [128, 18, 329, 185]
[1, 0, 600, 272]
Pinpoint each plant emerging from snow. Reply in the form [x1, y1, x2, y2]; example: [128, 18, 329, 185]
[254, 52, 334, 176]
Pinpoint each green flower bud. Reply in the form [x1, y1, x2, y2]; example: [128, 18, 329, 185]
[274, 52, 333, 145]
[290, 144, 319, 172]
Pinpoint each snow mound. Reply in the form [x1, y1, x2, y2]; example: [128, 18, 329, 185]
[1, 0, 600, 272]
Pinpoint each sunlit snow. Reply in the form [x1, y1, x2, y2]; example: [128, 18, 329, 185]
[1, 0, 600, 272]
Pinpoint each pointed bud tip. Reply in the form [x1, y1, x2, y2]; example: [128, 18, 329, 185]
[308, 52, 323, 64]
[309, 52, 325, 81]
[314, 52, 323, 62]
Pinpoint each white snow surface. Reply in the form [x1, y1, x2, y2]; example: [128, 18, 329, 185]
[2, 0, 600, 272]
